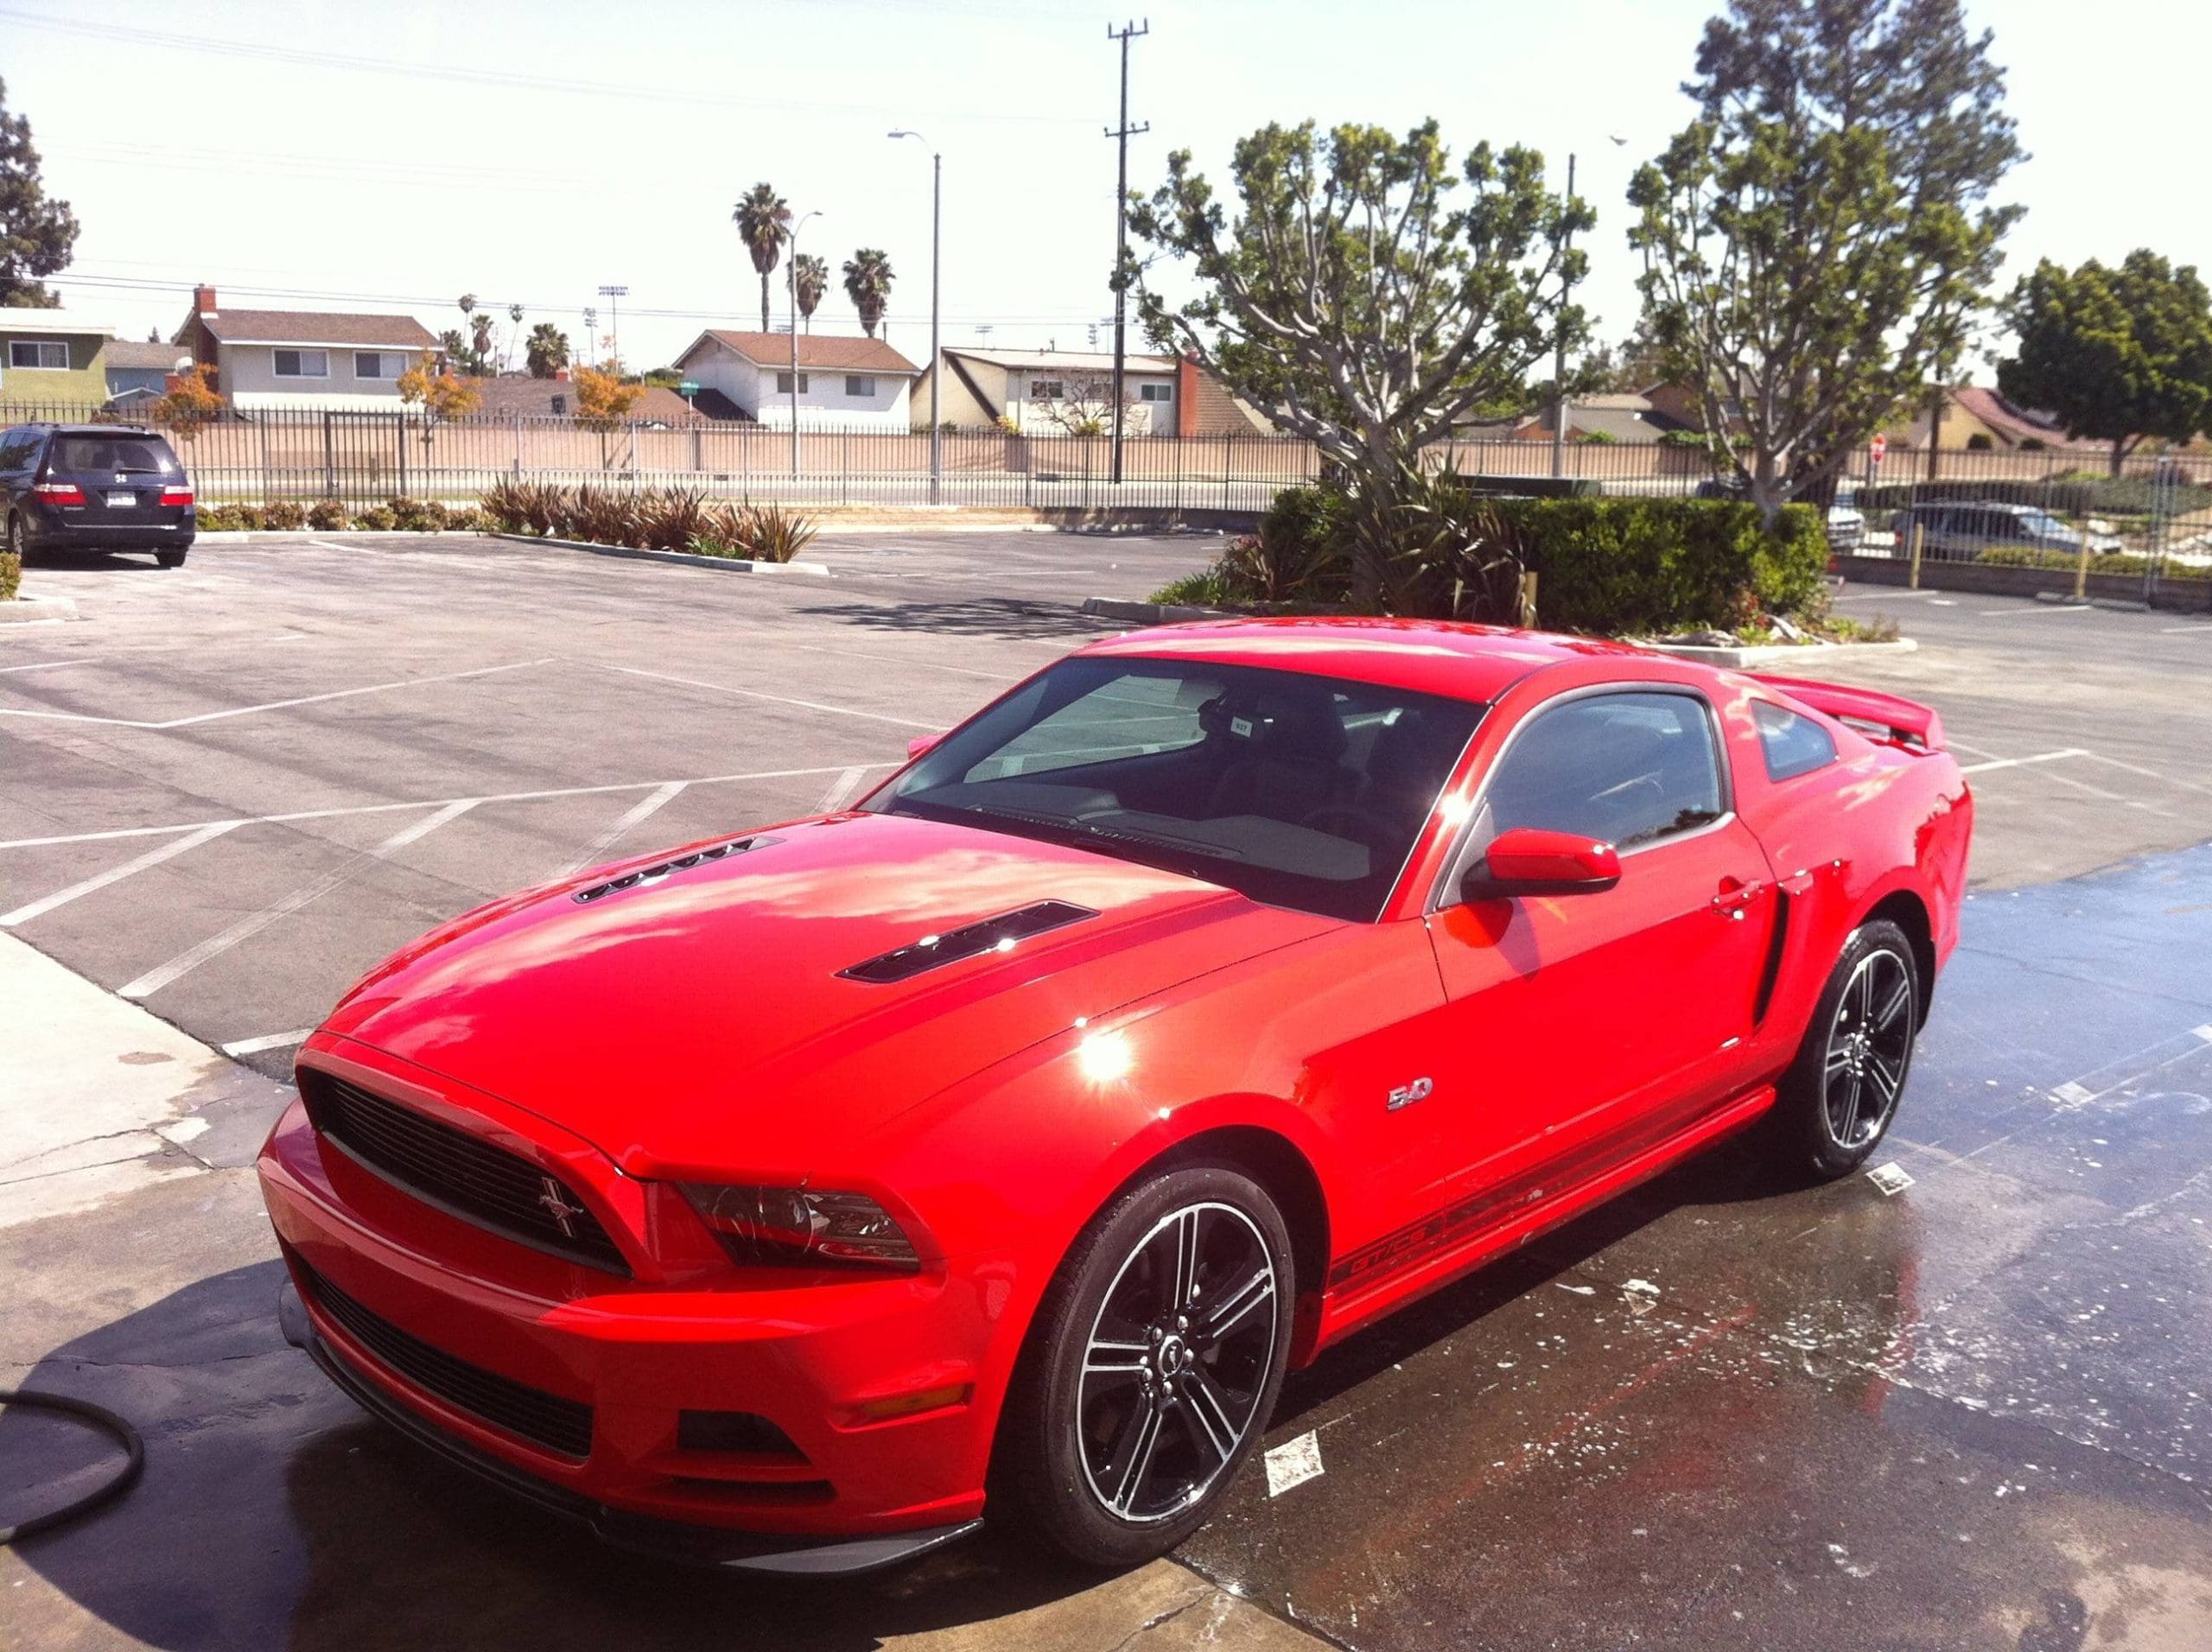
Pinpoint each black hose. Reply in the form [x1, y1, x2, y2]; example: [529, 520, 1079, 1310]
[0, 1389, 145, 1543]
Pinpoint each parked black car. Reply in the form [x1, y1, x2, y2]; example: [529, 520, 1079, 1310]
[0, 423, 197, 568]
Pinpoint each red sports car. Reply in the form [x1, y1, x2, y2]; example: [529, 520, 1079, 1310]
[258, 619, 1971, 1573]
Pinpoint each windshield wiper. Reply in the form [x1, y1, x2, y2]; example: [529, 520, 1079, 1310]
[932, 800, 1243, 874]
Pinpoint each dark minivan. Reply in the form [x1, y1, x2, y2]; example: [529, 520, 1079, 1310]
[1, 423, 197, 568]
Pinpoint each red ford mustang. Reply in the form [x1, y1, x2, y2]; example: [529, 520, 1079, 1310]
[258, 619, 1971, 1573]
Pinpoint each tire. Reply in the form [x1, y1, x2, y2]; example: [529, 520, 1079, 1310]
[5, 512, 26, 566]
[156, 549, 188, 569]
[1770, 918, 1920, 1180]
[995, 1162, 1294, 1567]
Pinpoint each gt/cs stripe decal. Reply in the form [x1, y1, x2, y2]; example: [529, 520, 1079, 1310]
[1327, 1085, 1741, 1290]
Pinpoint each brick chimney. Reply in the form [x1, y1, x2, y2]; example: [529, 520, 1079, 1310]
[194, 283, 218, 315]
[553, 367, 570, 382]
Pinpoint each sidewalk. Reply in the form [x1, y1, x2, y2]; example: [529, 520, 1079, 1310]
[0, 932, 1318, 1652]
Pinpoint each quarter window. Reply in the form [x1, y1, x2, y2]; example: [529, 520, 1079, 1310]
[1138, 383, 1173, 402]
[273, 349, 329, 378]
[1752, 701, 1839, 781]
[353, 351, 400, 379]
[1030, 378, 1065, 401]
[8, 340, 69, 370]
[775, 372, 810, 393]
[1478, 691, 1725, 852]
[844, 374, 875, 397]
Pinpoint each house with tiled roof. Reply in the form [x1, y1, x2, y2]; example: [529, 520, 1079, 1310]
[912, 346, 1274, 436]
[669, 329, 920, 429]
[170, 284, 436, 410]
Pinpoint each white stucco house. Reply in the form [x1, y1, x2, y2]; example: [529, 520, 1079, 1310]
[914, 346, 1180, 435]
[669, 330, 920, 429]
[173, 285, 437, 411]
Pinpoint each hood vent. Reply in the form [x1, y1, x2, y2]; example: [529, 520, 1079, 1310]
[839, 900, 1099, 984]
[572, 835, 777, 904]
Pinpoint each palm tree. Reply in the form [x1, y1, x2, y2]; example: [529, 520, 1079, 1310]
[793, 254, 828, 334]
[842, 249, 895, 340]
[731, 183, 791, 333]
[524, 321, 570, 378]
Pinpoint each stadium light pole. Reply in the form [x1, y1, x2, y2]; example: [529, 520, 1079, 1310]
[789, 211, 823, 478]
[597, 284, 628, 369]
[889, 130, 942, 504]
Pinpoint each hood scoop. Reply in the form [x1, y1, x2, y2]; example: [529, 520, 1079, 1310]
[572, 835, 778, 904]
[839, 899, 1099, 984]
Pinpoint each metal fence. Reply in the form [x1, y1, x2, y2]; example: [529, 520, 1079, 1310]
[4, 401, 2207, 585]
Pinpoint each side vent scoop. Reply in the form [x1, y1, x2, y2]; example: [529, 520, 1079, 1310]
[839, 900, 1099, 984]
[572, 836, 777, 904]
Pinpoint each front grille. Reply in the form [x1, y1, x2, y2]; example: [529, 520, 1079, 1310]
[301, 1071, 629, 1274]
[302, 1261, 594, 1458]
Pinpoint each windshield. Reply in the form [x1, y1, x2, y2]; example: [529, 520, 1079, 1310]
[868, 657, 1484, 922]
[2019, 511, 2069, 536]
[50, 435, 180, 476]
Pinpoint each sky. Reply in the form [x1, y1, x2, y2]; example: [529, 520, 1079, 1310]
[10, 0, 2210, 378]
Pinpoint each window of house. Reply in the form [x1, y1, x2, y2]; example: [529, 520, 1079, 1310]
[354, 352, 400, 379]
[1477, 691, 1725, 852]
[775, 372, 810, 393]
[1138, 383, 1172, 402]
[550, 394, 567, 415]
[8, 340, 70, 371]
[1751, 701, 1839, 782]
[273, 349, 329, 378]
[1031, 379, 1065, 401]
[844, 374, 876, 397]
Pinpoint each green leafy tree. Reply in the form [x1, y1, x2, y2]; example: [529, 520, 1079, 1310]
[1628, 0, 2023, 523]
[1998, 251, 2212, 473]
[0, 77, 78, 308]
[842, 249, 895, 339]
[1128, 118, 1588, 598]
[524, 321, 570, 378]
[793, 253, 828, 334]
[732, 182, 791, 333]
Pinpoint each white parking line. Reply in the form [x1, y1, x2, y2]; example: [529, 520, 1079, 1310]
[0, 658, 552, 729]
[119, 799, 481, 1001]
[2075, 750, 2212, 797]
[2161, 623, 2212, 634]
[599, 664, 940, 730]
[219, 1029, 314, 1058]
[0, 763, 894, 853]
[1976, 604, 2089, 617]
[813, 766, 873, 812]
[0, 821, 243, 928]
[0, 657, 107, 675]
[1832, 589, 1941, 602]
[1957, 749, 2088, 775]
[551, 781, 687, 879]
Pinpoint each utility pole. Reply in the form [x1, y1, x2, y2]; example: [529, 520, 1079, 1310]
[1104, 19, 1149, 486]
[1549, 153, 1576, 481]
[789, 212, 823, 478]
[890, 130, 943, 504]
[598, 285, 627, 370]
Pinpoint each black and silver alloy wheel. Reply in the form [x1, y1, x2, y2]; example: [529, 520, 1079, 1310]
[1770, 918, 1922, 1181]
[1822, 947, 1915, 1152]
[1076, 1201, 1278, 1524]
[999, 1162, 1294, 1566]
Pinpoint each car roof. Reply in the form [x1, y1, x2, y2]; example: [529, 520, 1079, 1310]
[1917, 498, 2037, 514]
[1075, 617, 1655, 703]
[7, 423, 162, 438]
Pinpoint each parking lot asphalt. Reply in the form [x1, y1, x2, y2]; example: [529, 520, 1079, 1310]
[5, 535, 2212, 1650]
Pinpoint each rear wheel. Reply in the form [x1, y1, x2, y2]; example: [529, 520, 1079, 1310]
[997, 1163, 1293, 1567]
[1770, 918, 1918, 1180]
[156, 548, 188, 569]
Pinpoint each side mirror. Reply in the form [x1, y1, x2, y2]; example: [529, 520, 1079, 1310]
[1461, 828, 1621, 900]
[906, 732, 944, 760]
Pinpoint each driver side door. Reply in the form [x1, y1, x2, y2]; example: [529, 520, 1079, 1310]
[1416, 687, 1779, 1225]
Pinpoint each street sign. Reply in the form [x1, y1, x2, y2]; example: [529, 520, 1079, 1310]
[1870, 434, 1887, 465]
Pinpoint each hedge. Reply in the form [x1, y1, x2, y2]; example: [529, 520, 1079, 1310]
[0, 547, 18, 602]
[1858, 473, 2212, 518]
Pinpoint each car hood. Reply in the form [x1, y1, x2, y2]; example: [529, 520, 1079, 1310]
[321, 810, 1333, 1178]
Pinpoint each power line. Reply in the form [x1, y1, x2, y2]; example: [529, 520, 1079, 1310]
[0, 6, 1098, 126]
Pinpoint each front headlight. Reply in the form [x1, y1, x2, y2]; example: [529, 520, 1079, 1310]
[679, 1184, 919, 1271]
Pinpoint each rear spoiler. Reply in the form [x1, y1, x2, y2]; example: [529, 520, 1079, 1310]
[1750, 673, 1946, 753]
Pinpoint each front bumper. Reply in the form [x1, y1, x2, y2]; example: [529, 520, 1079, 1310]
[276, 1280, 981, 1575]
[258, 1075, 1012, 1573]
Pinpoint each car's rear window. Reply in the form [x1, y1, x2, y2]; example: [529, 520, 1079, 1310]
[48, 435, 181, 476]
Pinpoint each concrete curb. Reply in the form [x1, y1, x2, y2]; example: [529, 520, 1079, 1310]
[1080, 596, 1233, 626]
[488, 532, 830, 575]
[0, 591, 81, 624]
[1637, 637, 1920, 667]
[194, 529, 488, 543]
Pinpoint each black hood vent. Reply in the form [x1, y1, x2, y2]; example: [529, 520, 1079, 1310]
[839, 900, 1099, 984]
[572, 835, 777, 904]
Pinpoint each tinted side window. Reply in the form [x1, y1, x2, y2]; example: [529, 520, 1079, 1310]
[0, 429, 42, 470]
[1752, 701, 1839, 781]
[1483, 692, 1725, 850]
[49, 435, 179, 474]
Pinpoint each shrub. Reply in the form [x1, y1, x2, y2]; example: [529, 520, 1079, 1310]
[744, 502, 817, 563]
[306, 499, 348, 531]
[1975, 545, 2209, 581]
[1147, 568, 1236, 607]
[445, 505, 488, 532]
[0, 547, 19, 601]
[352, 505, 396, 531]
[384, 497, 451, 533]
[1859, 473, 2212, 518]
[261, 500, 307, 531]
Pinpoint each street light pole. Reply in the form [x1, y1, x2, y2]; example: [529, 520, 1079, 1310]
[891, 130, 942, 504]
[789, 211, 822, 479]
[597, 284, 627, 369]
[1549, 154, 1575, 481]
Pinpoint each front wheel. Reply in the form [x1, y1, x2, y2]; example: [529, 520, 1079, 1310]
[6, 512, 27, 566]
[1770, 918, 1919, 1180]
[996, 1163, 1294, 1566]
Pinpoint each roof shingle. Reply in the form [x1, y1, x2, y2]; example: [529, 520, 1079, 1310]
[192, 309, 436, 348]
[685, 330, 919, 374]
